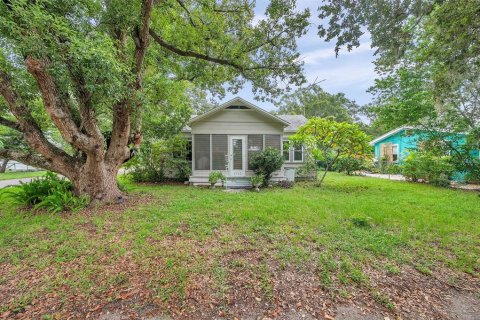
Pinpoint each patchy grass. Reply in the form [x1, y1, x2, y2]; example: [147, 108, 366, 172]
[0, 171, 46, 180]
[0, 173, 479, 319]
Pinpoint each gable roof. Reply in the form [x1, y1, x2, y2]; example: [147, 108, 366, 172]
[188, 97, 290, 126]
[369, 126, 413, 146]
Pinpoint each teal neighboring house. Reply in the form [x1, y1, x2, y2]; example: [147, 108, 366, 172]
[369, 126, 479, 180]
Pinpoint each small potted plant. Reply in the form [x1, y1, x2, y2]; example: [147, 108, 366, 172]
[208, 171, 225, 189]
[250, 174, 264, 192]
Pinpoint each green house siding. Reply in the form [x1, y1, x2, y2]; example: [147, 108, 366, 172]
[372, 128, 479, 182]
[373, 129, 418, 162]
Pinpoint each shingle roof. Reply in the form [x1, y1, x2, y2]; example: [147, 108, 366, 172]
[277, 115, 308, 132]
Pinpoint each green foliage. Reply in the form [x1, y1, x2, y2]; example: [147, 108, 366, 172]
[0, 0, 311, 196]
[208, 171, 226, 185]
[368, 67, 436, 131]
[401, 152, 454, 187]
[291, 118, 371, 185]
[7, 172, 88, 213]
[333, 156, 372, 175]
[248, 147, 284, 186]
[277, 85, 361, 122]
[250, 174, 264, 187]
[126, 137, 191, 183]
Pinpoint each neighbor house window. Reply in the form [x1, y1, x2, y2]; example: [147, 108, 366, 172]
[283, 140, 290, 161]
[293, 144, 303, 162]
[380, 143, 399, 162]
[392, 144, 398, 162]
[194, 134, 210, 170]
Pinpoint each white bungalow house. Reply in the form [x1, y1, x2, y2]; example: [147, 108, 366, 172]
[182, 97, 308, 187]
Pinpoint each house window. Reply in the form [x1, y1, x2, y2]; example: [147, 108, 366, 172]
[293, 144, 303, 162]
[380, 143, 399, 162]
[248, 134, 263, 170]
[212, 135, 228, 170]
[265, 134, 281, 150]
[283, 140, 290, 161]
[194, 134, 210, 170]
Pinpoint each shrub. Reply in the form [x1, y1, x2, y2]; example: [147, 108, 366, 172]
[249, 147, 284, 186]
[208, 171, 225, 187]
[126, 137, 191, 183]
[8, 172, 88, 213]
[385, 163, 402, 175]
[401, 152, 454, 186]
[333, 156, 371, 175]
[250, 174, 264, 186]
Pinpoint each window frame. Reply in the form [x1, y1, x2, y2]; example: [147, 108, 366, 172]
[391, 144, 399, 162]
[293, 144, 303, 162]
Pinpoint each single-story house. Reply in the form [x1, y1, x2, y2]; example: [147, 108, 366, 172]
[182, 97, 308, 186]
[370, 126, 479, 163]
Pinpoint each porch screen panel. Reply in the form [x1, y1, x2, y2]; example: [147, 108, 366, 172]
[194, 134, 210, 170]
[265, 134, 281, 150]
[248, 134, 263, 170]
[212, 134, 228, 170]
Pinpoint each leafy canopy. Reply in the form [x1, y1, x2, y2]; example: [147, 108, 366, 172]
[277, 85, 361, 123]
[291, 118, 371, 185]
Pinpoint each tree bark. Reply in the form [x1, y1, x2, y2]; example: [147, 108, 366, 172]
[0, 159, 8, 173]
[70, 156, 123, 202]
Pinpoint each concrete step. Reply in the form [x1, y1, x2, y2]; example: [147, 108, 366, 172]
[225, 177, 251, 189]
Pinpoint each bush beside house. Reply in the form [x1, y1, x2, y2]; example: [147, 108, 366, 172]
[249, 147, 284, 186]
[126, 137, 191, 183]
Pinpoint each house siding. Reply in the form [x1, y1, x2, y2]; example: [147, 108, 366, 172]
[191, 109, 285, 134]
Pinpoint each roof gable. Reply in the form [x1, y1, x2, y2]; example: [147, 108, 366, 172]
[188, 97, 290, 126]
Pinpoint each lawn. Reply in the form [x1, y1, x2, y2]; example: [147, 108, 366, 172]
[0, 173, 479, 319]
[0, 171, 46, 181]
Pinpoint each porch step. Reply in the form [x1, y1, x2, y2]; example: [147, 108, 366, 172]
[225, 177, 252, 189]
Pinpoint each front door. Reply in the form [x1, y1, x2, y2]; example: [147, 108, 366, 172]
[229, 136, 246, 177]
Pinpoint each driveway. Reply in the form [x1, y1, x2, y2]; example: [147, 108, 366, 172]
[0, 178, 35, 189]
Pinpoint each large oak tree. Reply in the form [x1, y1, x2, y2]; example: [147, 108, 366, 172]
[0, 0, 309, 202]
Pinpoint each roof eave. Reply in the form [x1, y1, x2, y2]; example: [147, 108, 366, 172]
[369, 126, 414, 146]
[188, 97, 290, 126]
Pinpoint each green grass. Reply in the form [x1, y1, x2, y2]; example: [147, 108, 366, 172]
[0, 173, 479, 316]
[0, 170, 46, 180]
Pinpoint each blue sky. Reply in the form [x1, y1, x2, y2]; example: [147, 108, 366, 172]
[218, 0, 377, 111]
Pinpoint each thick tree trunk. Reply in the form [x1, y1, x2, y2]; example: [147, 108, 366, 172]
[70, 156, 123, 203]
[0, 159, 8, 173]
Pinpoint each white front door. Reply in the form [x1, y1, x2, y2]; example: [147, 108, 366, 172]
[229, 136, 246, 177]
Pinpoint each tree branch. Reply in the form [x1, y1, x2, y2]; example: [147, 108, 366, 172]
[0, 149, 57, 172]
[25, 57, 94, 152]
[106, 0, 153, 167]
[149, 28, 246, 71]
[0, 69, 76, 177]
[0, 116, 21, 131]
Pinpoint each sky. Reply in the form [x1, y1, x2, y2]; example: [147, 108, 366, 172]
[218, 0, 378, 111]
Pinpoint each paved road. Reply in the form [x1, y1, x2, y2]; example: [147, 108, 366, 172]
[0, 178, 36, 189]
